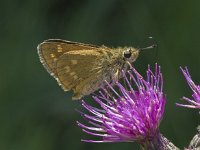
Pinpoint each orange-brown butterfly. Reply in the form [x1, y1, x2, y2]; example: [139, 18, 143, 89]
[37, 39, 155, 100]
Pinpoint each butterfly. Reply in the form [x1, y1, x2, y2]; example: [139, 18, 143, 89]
[37, 39, 155, 100]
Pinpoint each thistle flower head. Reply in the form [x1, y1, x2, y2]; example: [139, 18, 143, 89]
[77, 64, 166, 143]
[176, 67, 200, 109]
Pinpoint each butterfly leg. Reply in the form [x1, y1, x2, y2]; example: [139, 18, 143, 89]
[112, 63, 127, 84]
[112, 69, 119, 84]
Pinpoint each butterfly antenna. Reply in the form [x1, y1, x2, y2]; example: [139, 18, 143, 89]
[138, 37, 158, 51]
[138, 37, 159, 62]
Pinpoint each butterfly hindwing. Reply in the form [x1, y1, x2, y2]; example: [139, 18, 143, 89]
[55, 50, 104, 97]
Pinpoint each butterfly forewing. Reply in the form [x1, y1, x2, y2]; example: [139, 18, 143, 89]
[37, 39, 101, 76]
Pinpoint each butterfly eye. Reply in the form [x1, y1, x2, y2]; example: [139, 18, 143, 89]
[123, 49, 132, 58]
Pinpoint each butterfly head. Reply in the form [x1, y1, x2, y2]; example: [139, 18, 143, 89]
[122, 48, 139, 63]
[122, 42, 157, 64]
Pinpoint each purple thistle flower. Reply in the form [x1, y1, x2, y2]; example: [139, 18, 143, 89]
[176, 67, 200, 109]
[77, 64, 166, 143]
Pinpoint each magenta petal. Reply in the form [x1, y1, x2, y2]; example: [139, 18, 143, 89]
[178, 67, 200, 109]
[77, 64, 166, 142]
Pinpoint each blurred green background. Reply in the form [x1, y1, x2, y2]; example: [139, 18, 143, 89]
[1, 0, 200, 149]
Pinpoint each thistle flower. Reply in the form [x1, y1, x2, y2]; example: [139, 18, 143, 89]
[77, 64, 166, 144]
[176, 67, 200, 109]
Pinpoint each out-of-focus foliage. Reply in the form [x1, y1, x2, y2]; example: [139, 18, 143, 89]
[1, 0, 200, 149]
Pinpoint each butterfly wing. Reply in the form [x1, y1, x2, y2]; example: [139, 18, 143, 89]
[37, 39, 100, 77]
[38, 39, 113, 100]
